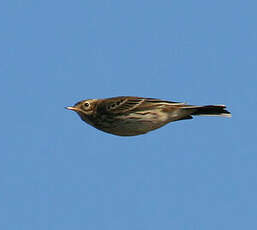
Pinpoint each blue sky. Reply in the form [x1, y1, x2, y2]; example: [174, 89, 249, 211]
[1, 0, 257, 229]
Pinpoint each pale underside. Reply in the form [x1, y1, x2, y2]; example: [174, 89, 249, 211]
[98, 110, 178, 136]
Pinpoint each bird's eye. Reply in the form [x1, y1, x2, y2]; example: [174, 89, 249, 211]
[84, 102, 90, 107]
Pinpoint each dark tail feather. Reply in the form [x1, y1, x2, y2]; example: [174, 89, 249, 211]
[184, 105, 231, 117]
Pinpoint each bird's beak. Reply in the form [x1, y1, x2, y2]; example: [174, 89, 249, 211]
[65, 106, 79, 112]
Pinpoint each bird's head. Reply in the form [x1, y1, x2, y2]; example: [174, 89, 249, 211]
[66, 99, 98, 117]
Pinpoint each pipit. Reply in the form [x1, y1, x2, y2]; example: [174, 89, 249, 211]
[66, 96, 231, 136]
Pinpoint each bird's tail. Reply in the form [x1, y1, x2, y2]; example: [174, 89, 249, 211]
[182, 105, 231, 117]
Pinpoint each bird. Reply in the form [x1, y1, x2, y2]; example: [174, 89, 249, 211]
[66, 96, 231, 136]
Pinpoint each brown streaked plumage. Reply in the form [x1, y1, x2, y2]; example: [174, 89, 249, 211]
[66, 96, 231, 136]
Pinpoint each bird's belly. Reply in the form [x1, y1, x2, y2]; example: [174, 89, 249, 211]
[96, 111, 170, 136]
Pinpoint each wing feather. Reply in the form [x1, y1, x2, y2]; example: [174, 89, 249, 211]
[97, 96, 185, 114]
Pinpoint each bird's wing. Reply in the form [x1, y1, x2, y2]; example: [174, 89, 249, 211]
[98, 96, 185, 114]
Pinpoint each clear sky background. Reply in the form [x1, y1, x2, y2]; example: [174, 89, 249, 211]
[1, 1, 256, 229]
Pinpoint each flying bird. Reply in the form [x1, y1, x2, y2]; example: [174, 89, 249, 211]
[66, 96, 231, 136]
